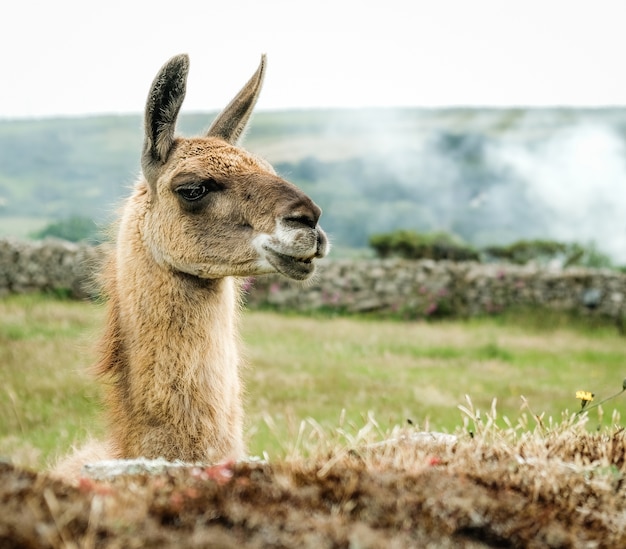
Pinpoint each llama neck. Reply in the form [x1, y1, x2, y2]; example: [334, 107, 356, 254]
[98, 194, 244, 462]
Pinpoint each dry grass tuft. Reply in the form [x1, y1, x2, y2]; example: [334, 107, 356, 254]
[2, 404, 626, 547]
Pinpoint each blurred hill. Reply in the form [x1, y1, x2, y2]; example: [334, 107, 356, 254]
[1, 108, 625, 260]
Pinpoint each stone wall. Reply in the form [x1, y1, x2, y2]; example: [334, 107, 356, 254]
[1, 238, 625, 321]
[245, 259, 626, 321]
[0, 238, 104, 299]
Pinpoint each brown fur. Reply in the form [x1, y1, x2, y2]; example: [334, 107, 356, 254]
[54, 54, 328, 479]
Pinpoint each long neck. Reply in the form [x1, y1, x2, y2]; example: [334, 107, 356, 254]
[96, 190, 244, 463]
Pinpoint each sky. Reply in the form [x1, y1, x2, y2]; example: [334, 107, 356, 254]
[2, 0, 626, 118]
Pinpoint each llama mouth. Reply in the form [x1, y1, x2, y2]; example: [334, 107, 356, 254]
[265, 249, 316, 280]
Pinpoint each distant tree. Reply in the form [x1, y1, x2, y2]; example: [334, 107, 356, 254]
[483, 239, 614, 268]
[563, 242, 613, 269]
[370, 233, 616, 268]
[32, 216, 100, 243]
[369, 230, 479, 261]
[483, 240, 567, 265]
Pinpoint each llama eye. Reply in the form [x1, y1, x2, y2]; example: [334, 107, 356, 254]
[177, 185, 209, 202]
[176, 179, 221, 202]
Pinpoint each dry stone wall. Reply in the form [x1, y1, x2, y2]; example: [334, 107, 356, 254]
[0, 238, 104, 299]
[245, 259, 626, 321]
[1, 238, 625, 321]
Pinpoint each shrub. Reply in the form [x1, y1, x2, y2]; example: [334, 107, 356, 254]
[484, 239, 614, 268]
[483, 240, 567, 265]
[31, 216, 100, 243]
[369, 230, 479, 261]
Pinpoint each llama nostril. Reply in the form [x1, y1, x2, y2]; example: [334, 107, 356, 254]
[284, 214, 317, 230]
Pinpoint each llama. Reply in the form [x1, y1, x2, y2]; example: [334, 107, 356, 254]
[54, 54, 328, 477]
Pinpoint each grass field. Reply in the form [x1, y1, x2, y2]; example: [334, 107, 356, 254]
[1, 293, 625, 470]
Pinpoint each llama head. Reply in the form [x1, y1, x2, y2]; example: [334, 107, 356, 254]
[138, 54, 328, 281]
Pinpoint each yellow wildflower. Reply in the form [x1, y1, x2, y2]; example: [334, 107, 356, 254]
[576, 390, 594, 409]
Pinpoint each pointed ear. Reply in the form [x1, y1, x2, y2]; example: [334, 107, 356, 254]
[207, 55, 266, 145]
[142, 54, 189, 172]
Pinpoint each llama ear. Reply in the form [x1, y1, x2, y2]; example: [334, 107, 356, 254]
[207, 55, 266, 145]
[142, 54, 189, 170]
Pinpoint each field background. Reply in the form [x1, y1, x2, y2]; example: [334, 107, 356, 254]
[1, 293, 625, 471]
[3, 109, 626, 476]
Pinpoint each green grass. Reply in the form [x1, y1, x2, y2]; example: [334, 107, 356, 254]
[1, 294, 625, 469]
[0, 294, 104, 467]
[243, 310, 626, 457]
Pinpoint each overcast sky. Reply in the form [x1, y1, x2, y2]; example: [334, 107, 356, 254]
[2, 0, 626, 118]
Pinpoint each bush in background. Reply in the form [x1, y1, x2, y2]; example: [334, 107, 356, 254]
[31, 216, 101, 243]
[369, 230, 479, 262]
[484, 240, 614, 268]
[370, 230, 615, 269]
